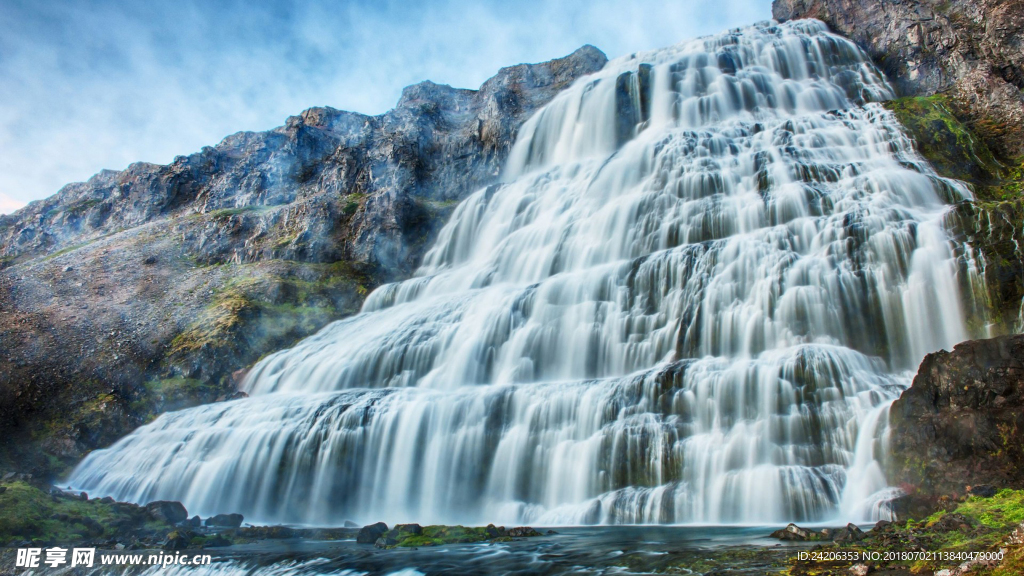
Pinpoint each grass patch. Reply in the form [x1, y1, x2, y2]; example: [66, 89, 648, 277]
[787, 490, 1024, 574]
[0, 481, 170, 546]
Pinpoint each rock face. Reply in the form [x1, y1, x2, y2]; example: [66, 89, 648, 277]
[145, 500, 189, 524]
[205, 513, 244, 528]
[889, 334, 1024, 497]
[773, 0, 1024, 159]
[0, 46, 607, 475]
[356, 522, 388, 544]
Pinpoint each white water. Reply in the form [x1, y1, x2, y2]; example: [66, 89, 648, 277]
[69, 20, 981, 526]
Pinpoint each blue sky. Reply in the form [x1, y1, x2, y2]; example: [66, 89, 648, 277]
[0, 0, 773, 213]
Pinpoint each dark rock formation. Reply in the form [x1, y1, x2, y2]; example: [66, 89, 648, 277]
[0, 46, 607, 476]
[146, 500, 189, 524]
[356, 522, 389, 544]
[773, 0, 1024, 158]
[889, 334, 1024, 497]
[205, 513, 243, 528]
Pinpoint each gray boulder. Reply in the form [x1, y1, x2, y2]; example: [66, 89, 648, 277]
[205, 513, 244, 528]
[356, 522, 388, 544]
[145, 500, 188, 524]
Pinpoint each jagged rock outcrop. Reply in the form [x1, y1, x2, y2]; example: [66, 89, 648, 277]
[0, 45, 607, 475]
[889, 334, 1024, 497]
[773, 0, 1024, 158]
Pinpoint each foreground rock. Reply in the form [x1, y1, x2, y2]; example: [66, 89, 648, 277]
[0, 45, 607, 477]
[205, 513, 244, 528]
[888, 334, 1024, 499]
[357, 522, 544, 549]
[786, 489, 1024, 575]
[770, 523, 865, 543]
[145, 500, 188, 524]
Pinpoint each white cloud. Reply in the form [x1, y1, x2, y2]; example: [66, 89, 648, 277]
[0, 192, 26, 215]
[0, 0, 772, 205]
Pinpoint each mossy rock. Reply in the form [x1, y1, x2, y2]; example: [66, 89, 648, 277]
[0, 481, 173, 546]
[785, 489, 1024, 575]
[885, 95, 1004, 193]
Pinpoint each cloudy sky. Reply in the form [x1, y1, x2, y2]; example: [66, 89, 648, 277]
[0, 0, 772, 213]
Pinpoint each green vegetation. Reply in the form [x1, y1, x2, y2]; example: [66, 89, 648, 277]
[168, 261, 370, 362]
[0, 481, 170, 546]
[373, 524, 541, 549]
[885, 95, 1024, 203]
[786, 490, 1024, 575]
[886, 95, 1024, 333]
[397, 525, 493, 547]
[128, 377, 224, 421]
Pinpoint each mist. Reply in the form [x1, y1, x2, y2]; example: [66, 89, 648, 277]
[0, 0, 772, 212]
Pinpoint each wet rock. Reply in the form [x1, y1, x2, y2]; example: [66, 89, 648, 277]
[205, 513, 244, 528]
[832, 523, 866, 542]
[485, 523, 503, 538]
[163, 530, 191, 550]
[506, 526, 541, 537]
[185, 515, 202, 528]
[204, 534, 232, 547]
[394, 523, 422, 535]
[236, 525, 295, 540]
[968, 484, 998, 498]
[374, 535, 398, 549]
[0, 486, 6, 495]
[146, 500, 188, 524]
[356, 522, 388, 544]
[770, 523, 813, 541]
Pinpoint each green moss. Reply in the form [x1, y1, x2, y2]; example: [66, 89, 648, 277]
[168, 261, 370, 366]
[0, 481, 173, 546]
[930, 489, 1024, 530]
[885, 95, 1024, 203]
[377, 525, 541, 549]
[170, 290, 257, 355]
[787, 491, 1024, 575]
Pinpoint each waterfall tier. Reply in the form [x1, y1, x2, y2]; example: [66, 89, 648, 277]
[69, 19, 979, 526]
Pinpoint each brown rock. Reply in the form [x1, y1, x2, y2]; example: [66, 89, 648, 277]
[888, 334, 1024, 499]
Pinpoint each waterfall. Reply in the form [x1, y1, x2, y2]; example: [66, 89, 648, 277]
[69, 19, 981, 526]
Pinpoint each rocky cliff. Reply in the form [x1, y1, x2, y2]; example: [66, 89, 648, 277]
[773, 0, 1024, 159]
[889, 334, 1024, 497]
[0, 45, 607, 475]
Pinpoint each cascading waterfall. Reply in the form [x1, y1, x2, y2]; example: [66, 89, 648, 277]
[69, 20, 983, 526]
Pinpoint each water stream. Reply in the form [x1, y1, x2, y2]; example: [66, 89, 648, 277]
[69, 19, 980, 528]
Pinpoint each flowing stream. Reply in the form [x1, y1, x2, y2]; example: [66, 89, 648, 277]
[69, 20, 981, 527]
